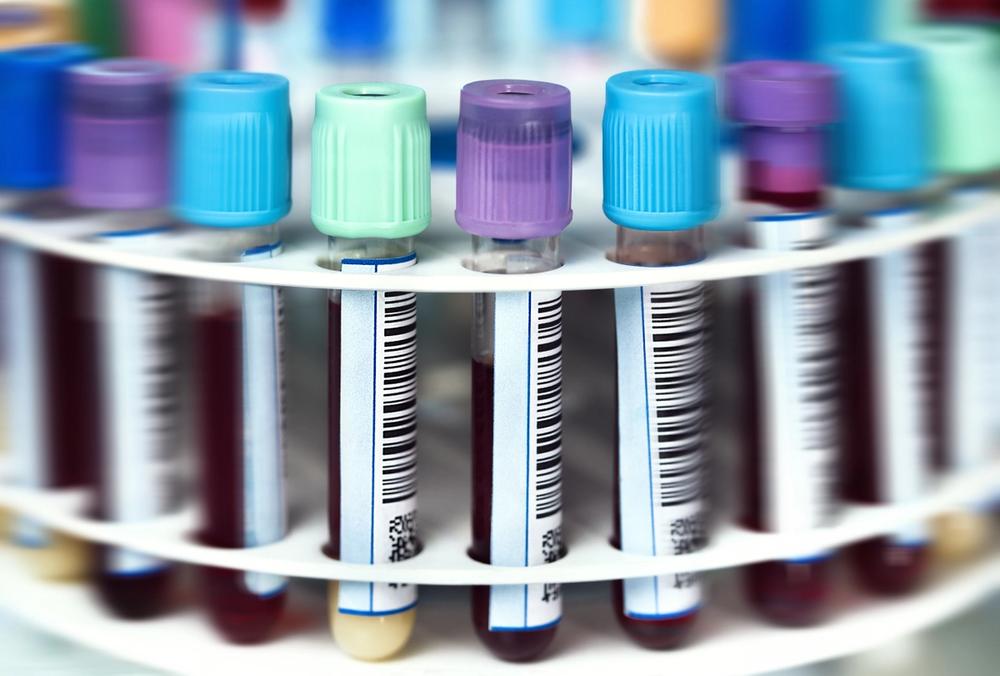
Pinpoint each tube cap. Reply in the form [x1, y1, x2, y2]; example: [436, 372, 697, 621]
[725, 60, 838, 127]
[726, 0, 808, 62]
[174, 71, 291, 227]
[0, 43, 94, 190]
[905, 26, 1000, 174]
[456, 80, 573, 240]
[68, 59, 172, 209]
[603, 70, 720, 231]
[808, 0, 875, 58]
[323, 0, 390, 58]
[545, 0, 613, 44]
[827, 42, 930, 191]
[124, 0, 201, 68]
[645, 0, 721, 67]
[311, 83, 430, 239]
[74, 0, 124, 56]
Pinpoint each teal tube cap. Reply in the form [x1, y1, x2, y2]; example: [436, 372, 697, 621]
[174, 71, 291, 228]
[827, 42, 930, 192]
[603, 70, 720, 231]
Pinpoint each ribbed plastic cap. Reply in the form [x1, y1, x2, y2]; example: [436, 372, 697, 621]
[456, 80, 573, 240]
[0, 44, 95, 190]
[827, 42, 930, 192]
[725, 60, 838, 127]
[174, 71, 291, 228]
[726, 0, 808, 62]
[545, 0, 613, 44]
[311, 83, 430, 239]
[603, 70, 720, 231]
[905, 26, 1000, 174]
[323, 0, 390, 57]
[68, 59, 172, 209]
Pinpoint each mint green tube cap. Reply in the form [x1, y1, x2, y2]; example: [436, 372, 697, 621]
[905, 26, 1000, 175]
[311, 83, 431, 239]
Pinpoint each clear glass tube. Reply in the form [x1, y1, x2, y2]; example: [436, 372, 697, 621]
[192, 222, 287, 644]
[470, 235, 562, 662]
[326, 235, 418, 661]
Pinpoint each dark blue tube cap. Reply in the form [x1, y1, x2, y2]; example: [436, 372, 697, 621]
[0, 43, 94, 189]
[726, 0, 808, 62]
[827, 42, 930, 192]
[323, 0, 390, 58]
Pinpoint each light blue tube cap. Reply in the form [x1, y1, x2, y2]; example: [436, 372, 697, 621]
[603, 70, 720, 231]
[808, 0, 875, 58]
[173, 71, 291, 228]
[827, 42, 930, 192]
[545, 0, 614, 44]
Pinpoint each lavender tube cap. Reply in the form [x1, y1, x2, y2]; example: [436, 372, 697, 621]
[456, 79, 573, 240]
[725, 60, 837, 128]
[68, 58, 172, 210]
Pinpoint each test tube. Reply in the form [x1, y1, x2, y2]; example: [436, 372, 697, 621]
[124, 0, 203, 69]
[0, 43, 95, 581]
[602, 70, 720, 648]
[456, 80, 573, 662]
[725, 0, 809, 62]
[311, 82, 430, 661]
[0, 4, 73, 50]
[906, 27, 1000, 561]
[724, 61, 841, 626]
[924, 0, 1000, 22]
[643, 0, 721, 68]
[322, 0, 391, 59]
[827, 43, 933, 596]
[64, 58, 179, 618]
[175, 71, 292, 644]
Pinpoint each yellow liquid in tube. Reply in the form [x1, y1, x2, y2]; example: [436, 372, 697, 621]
[328, 582, 416, 661]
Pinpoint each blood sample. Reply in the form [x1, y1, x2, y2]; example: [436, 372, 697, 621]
[175, 71, 292, 644]
[456, 80, 573, 662]
[64, 58, 180, 618]
[311, 82, 430, 661]
[827, 43, 934, 596]
[602, 70, 720, 648]
[0, 44, 96, 581]
[924, 0, 1000, 22]
[906, 26, 1000, 561]
[724, 61, 841, 627]
[643, 0, 720, 68]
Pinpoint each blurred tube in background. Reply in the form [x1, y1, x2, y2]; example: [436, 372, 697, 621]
[643, 0, 721, 68]
[827, 42, 933, 597]
[66, 57, 179, 620]
[905, 25, 1000, 562]
[123, 0, 202, 69]
[242, 0, 287, 21]
[726, 0, 809, 62]
[925, 0, 1000, 22]
[544, 0, 616, 46]
[73, 0, 124, 56]
[493, 0, 542, 62]
[0, 2, 74, 50]
[881, 0, 928, 39]
[0, 43, 95, 582]
[392, 0, 435, 63]
[808, 0, 876, 57]
[323, 0, 391, 59]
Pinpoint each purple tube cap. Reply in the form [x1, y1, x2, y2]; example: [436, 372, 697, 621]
[68, 59, 173, 210]
[456, 80, 573, 240]
[725, 60, 838, 127]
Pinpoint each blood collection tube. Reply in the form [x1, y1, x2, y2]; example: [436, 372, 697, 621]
[65, 58, 179, 618]
[826, 43, 934, 596]
[602, 70, 719, 648]
[311, 82, 430, 661]
[175, 71, 292, 644]
[456, 80, 573, 662]
[643, 0, 720, 68]
[924, 0, 1000, 22]
[724, 61, 841, 627]
[906, 26, 1000, 561]
[0, 43, 95, 581]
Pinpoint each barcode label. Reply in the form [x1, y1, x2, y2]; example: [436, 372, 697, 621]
[751, 213, 839, 542]
[2, 245, 50, 547]
[867, 209, 930, 547]
[240, 242, 287, 597]
[947, 189, 997, 473]
[489, 291, 563, 632]
[615, 282, 706, 618]
[99, 265, 179, 574]
[339, 253, 419, 616]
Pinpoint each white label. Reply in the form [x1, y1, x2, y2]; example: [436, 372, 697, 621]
[488, 291, 562, 632]
[948, 189, 998, 473]
[751, 212, 839, 546]
[338, 253, 419, 617]
[615, 282, 705, 619]
[99, 265, 179, 574]
[866, 209, 930, 547]
[2, 245, 49, 547]
[240, 242, 287, 597]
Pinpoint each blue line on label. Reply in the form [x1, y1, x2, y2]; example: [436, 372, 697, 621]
[243, 240, 283, 257]
[625, 603, 701, 621]
[369, 291, 377, 573]
[752, 210, 830, 222]
[868, 206, 918, 218]
[99, 225, 172, 238]
[524, 292, 532, 571]
[639, 290, 660, 612]
[784, 552, 834, 564]
[342, 252, 418, 267]
[108, 565, 170, 578]
[490, 617, 562, 633]
[338, 599, 419, 617]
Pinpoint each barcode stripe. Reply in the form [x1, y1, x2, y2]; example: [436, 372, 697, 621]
[380, 292, 418, 505]
[534, 296, 562, 521]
